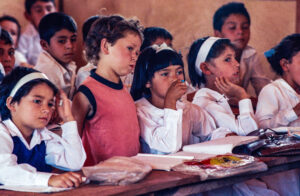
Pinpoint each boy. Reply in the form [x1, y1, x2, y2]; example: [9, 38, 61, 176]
[0, 29, 15, 75]
[35, 12, 77, 99]
[213, 2, 270, 96]
[18, 0, 56, 66]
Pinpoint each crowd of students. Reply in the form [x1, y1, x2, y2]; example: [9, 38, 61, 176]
[0, 0, 299, 195]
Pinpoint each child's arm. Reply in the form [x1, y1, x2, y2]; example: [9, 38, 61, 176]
[48, 172, 83, 188]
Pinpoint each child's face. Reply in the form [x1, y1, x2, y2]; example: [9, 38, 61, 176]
[284, 51, 300, 90]
[152, 37, 172, 47]
[208, 46, 240, 85]
[0, 20, 19, 47]
[215, 14, 250, 51]
[26, 0, 56, 29]
[0, 40, 15, 74]
[9, 83, 55, 133]
[147, 65, 184, 100]
[42, 29, 77, 66]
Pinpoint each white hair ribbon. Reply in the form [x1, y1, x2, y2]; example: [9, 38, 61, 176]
[10, 72, 49, 98]
[151, 42, 174, 53]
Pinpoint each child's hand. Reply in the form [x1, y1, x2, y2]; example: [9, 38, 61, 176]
[164, 80, 187, 110]
[215, 77, 249, 101]
[48, 172, 84, 188]
[56, 90, 74, 122]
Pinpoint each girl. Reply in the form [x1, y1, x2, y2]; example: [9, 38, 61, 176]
[131, 43, 220, 154]
[72, 15, 142, 166]
[0, 67, 86, 188]
[188, 36, 257, 136]
[255, 34, 300, 196]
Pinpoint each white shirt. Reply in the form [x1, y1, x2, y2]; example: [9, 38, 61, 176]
[256, 78, 300, 128]
[17, 24, 41, 66]
[35, 51, 77, 98]
[75, 62, 96, 89]
[14, 50, 28, 67]
[0, 119, 86, 186]
[192, 88, 258, 136]
[135, 97, 227, 154]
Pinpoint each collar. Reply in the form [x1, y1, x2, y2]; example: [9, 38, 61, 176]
[195, 88, 229, 103]
[275, 78, 300, 99]
[240, 45, 256, 60]
[90, 69, 123, 90]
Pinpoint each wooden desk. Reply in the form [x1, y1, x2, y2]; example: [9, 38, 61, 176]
[1, 155, 300, 196]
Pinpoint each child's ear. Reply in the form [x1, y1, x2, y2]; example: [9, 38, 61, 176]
[214, 30, 222, 38]
[6, 97, 16, 112]
[40, 40, 49, 51]
[200, 62, 212, 75]
[100, 38, 110, 55]
[280, 58, 289, 72]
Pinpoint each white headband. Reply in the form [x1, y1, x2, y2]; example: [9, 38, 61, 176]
[151, 42, 174, 53]
[10, 72, 49, 98]
[195, 37, 223, 76]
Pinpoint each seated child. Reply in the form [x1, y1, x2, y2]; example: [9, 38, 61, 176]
[35, 12, 77, 99]
[130, 43, 225, 154]
[18, 0, 56, 66]
[0, 29, 15, 75]
[0, 15, 29, 67]
[188, 37, 257, 136]
[75, 15, 100, 89]
[72, 15, 142, 166]
[213, 2, 270, 96]
[0, 67, 86, 187]
[255, 34, 300, 196]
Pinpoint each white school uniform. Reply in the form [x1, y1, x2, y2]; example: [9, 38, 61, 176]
[0, 119, 86, 186]
[192, 88, 258, 135]
[75, 62, 96, 89]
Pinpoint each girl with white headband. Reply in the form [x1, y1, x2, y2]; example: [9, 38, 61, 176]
[0, 67, 86, 188]
[188, 36, 258, 136]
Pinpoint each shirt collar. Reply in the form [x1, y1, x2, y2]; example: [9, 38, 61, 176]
[276, 78, 300, 99]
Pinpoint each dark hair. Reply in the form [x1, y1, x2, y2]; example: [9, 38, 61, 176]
[82, 15, 100, 43]
[0, 29, 13, 45]
[140, 27, 173, 50]
[38, 12, 77, 44]
[130, 47, 184, 101]
[85, 15, 143, 65]
[25, 0, 55, 14]
[213, 2, 250, 31]
[265, 34, 300, 76]
[187, 37, 234, 88]
[0, 67, 58, 120]
[0, 15, 21, 43]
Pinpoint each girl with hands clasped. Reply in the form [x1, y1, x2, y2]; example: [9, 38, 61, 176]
[131, 43, 218, 154]
[0, 67, 86, 188]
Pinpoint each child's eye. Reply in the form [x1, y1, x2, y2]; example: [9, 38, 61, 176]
[8, 49, 15, 56]
[177, 70, 184, 75]
[225, 57, 231, 62]
[48, 102, 55, 108]
[127, 46, 133, 51]
[161, 72, 168, 77]
[46, 6, 54, 12]
[70, 37, 77, 43]
[242, 25, 249, 30]
[33, 99, 42, 104]
[58, 40, 67, 44]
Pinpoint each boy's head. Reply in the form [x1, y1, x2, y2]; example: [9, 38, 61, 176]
[0, 29, 15, 74]
[213, 2, 250, 50]
[25, 0, 56, 29]
[39, 12, 77, 66]
[140, 27, 173, 50]
[0, 15, 21, 48]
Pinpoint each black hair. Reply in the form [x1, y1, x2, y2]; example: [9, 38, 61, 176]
[265, 34, 300, 76]
[25, 0, 55, 14]
[213, 2, 250, 31]
[187, 37, 234, 88]
[82, 15, 100, 43]
[0, 67, 58, 120]
[0, 29, 13, 45]
[140, 27, 173, 50]
[130, 47, 184, 101]
[38, 12, 77, 44]
[0, 15, 21, 43]
[85, 15, 143, 65]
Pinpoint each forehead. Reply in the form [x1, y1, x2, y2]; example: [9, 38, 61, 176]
[51, 29, 77, 38]
[223, 14, 249, 24]
[119, 32, 142, 44]
[0, 40, 13, 48]
[31, 1, 55, 9]
[0, 20, 18, 30]
[27, 83, 54, 98]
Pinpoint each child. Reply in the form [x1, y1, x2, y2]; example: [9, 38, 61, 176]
[18, 0, 56, 66]
[130, 43, 224, 154]
[213, 2, 270, 96]
[255, 34, 300, 196]
[140, 26, 173, 50]
[188, 36, 257, 136]
[35, 12, 77, 99]
[75, 15, 100, 89]
[0, 67, 86, 187]
[0, 29, 15, 75]
[72, 15, 142, 166]
[0, 15, 29, 67]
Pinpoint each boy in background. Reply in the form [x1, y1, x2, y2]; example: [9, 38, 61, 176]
[0, 29, 15, 76]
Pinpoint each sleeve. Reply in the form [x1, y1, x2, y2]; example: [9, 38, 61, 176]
[237, 99, 258, 135]
[255, 86, 298, 128]
[137, 106, 183, 154]
[45, 121, 86, 171]
[0, 127, 52, 186]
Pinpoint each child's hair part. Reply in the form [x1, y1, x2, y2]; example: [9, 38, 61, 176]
[85, 15, 144, 65]
[0, 67, 58, 120]
[82, 15, 100, 43]
[140, 27, 173, 50]
[187, 37, 234, 88]
[265, 33, 300, 76]
[213, 2, 250, 31]
[38, 12, 77, 44]
[0, 29, 13, 45]
[130, 46, 184, 101]
[0, 15, 21, 42]
[25, 0, 55, 14]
